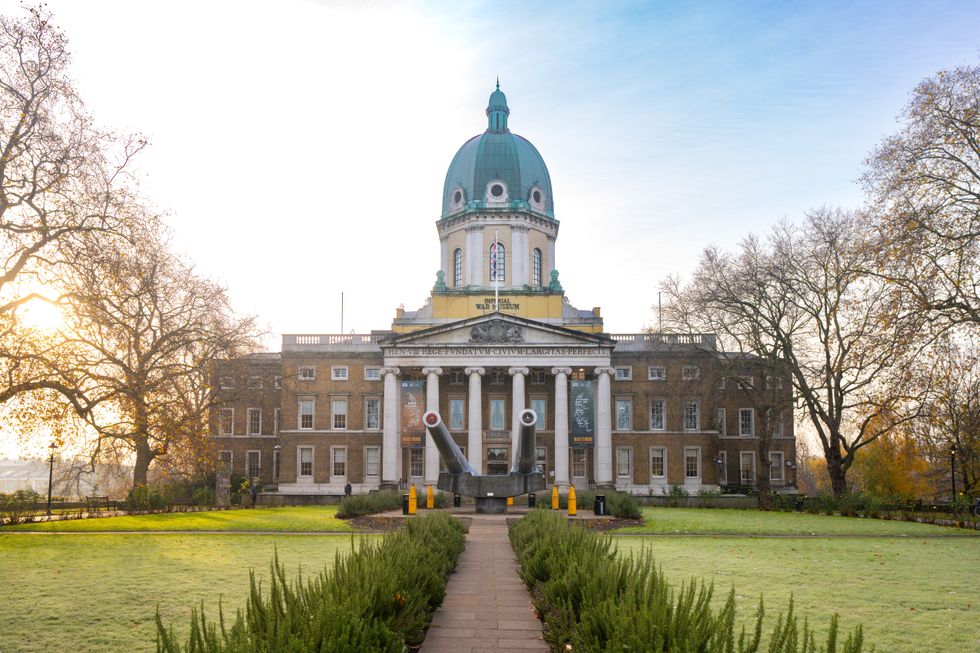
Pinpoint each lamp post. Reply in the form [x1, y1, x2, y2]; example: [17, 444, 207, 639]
[45, 442, 56, 516]
[950, 444, 957, 500]
[273, 443, 282, 484]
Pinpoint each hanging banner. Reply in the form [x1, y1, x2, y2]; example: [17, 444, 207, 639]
[400, 380, 425, 448]
[569, 380, 595, 447]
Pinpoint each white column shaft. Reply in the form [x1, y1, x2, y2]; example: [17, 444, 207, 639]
[381, 368, 400, 485]
[423, 368, 442, 485]
[466, 367, 484, 472]
[595, 367, 614, 486]
[552, 368, 571, 488]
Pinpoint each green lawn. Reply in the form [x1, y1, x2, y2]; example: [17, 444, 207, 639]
[614, 507, 980, 536]
[6, 505, 352, 532]
[0, 532, 375, 652]
[616, 535, 980, 653]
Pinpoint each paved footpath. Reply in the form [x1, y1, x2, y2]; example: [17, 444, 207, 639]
[421, 513, 548, 652]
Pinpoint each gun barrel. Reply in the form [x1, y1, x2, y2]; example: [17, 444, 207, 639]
[515, 408, 538, 475]
[423, 411, 473, 475]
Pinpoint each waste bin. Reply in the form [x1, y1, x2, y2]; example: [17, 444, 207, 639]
[594, 495, 606, 516]
[795, 496, 806, 512]
[402, 494, 410, 515]
[528, 493, 536, 508]
[453, 493, 461, 508]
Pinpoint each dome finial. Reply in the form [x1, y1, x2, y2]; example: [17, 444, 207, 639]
[496, 75, 500, 90]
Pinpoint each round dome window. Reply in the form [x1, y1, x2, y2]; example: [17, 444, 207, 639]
[490, 184, 504, 198]
[532, 190, 542, 203]
[453, 190, 462, 204]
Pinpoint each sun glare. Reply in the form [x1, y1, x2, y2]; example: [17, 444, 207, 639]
[19, 296, 66, 332]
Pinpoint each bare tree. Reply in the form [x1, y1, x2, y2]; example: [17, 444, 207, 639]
[0, 5, 144, 408]
[862, 62, 980, 330]
[50, 227, 261, 488]
[664, 209, 927, 496]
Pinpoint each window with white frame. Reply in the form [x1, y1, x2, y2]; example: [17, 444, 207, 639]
[487, 447, 509, 475]
[773, 410, 784, 436]
[650, 447, 666, 479]
[532, 248, 542, 287]
[298, 366, 316, 381]
[683, 400, 700, 431]
[449, 371, 465, 385]
[648, 366, 665, 381]
[718, 451, 728, 485]
[684, 447, 701, 479]
[409, 448, 424, 477]
[530, 397, 547, 429]
[535, 447, 547, 475]
[717, 376, 726, 390]
[274, 375, 282, 389]
[489, 398, 506, 430]
[737, 375, 754, 390]
[739, 408, 754, 436]
[770, 452, 784, 482]
[682, 366, 700, 381]
[247, 450, 261, 479]
[489, 370, 506, 385]
[650, 399, 666, 431]
[331, 446, 347, 478]
[219, 408, 234, 435]
[218, 376, 235, 390]
[299, 447, 313, 478]
[332, 398, 348, 430]
[717, 408, 726, 435]
[365, 447, 380, 478]
[616, 447, 632, 479]
[298, 398, 314, 430]
[364, 366, 381, 381]
[331, 366, 348, 381]
[571, 448, 587, 478]
[274, 408, 281, 435]
[616, 398, 632, 430]
[766, 375, 784, 390]
[615, 366, 632, 381]
[247, 408, 262, 435]
[453, 248, 463, 287]
[248, 376, 263, 390]
[365, 398, 381, 430]
[530, 370, 546, 385]
[449, 398, 465, 430]
[489, 242, 505, 282]
[218, 450, 232, 469]
[740, 452, 755, 484]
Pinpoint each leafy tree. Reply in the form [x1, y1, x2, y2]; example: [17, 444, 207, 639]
[849, 428, 930, 500]
[862, 62, 980, 330]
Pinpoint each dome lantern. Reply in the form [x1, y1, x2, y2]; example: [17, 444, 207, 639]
[486, 77, 510, 132]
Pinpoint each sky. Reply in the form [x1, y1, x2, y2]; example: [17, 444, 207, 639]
[1, 0, 979, 458]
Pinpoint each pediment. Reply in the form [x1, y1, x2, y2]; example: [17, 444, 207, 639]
[383, 313, 610, 349]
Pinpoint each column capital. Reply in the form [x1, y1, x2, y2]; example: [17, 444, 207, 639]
[594, 366, 616, 377]
[464, 366, 485, 376]
[421, 367, 443, 376]
[551, 367, 572, 376]
[380, 366, 400, 376]
[508, 367, 530, 376]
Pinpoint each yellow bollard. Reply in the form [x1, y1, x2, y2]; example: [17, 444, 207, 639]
[408, 484, 417, 515]
[507, 496, 514, 506]
[551, 485, 559, 510]
[426, 485, 434, 510]
[568, 484, 577, 517]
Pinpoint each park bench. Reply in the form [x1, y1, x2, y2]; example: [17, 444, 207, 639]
[85, 496, 111, 513]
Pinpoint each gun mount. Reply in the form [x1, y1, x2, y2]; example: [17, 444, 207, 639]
[423, 409, 546, 513]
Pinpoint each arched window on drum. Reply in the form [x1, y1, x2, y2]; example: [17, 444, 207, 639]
[489, 242, 505, 283]
[532, 248, 542, 287]
[453, 248, 463, 287]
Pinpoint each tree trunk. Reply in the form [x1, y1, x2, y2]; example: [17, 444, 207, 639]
[132, 440, 154, 489]
[827, 454, 848, 498]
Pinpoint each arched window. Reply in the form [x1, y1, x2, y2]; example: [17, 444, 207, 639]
[532, 248, 542, 287]
[489, 242, 505, 283]
[453, 249, 463, 287]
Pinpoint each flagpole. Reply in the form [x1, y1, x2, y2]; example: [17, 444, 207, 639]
[494, 229, 499, 312]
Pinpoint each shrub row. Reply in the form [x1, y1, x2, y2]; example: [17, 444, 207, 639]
[533, 489, 641, 519]
[510, 510, 868, 652]
[0, 489, 43, 524]
[156, 511, 466, 652]
[336, 489, 404, 518]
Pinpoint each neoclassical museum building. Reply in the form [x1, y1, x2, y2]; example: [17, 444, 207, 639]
[212, 85, 797, 499]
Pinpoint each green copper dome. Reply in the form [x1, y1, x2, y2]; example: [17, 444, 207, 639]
[441, 83, 554, 220]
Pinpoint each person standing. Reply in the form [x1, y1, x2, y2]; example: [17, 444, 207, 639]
[250, 479, 259, 508]
[344, 482, 352, 497]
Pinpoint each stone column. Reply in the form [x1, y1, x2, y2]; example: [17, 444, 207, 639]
[512, 225, 529, 286]
[594, 366, 615, 487]
[381, 366, 401, 488]
[551, 367, 571, 488]
[546, 235, 557, 277]
[465, 367, 485, 472]
[466, 226, 483, 286]
[509, 367, 529, 467]
[422, 367, 442, 486]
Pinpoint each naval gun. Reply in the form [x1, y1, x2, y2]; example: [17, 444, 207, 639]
[423, 408, 545, 513]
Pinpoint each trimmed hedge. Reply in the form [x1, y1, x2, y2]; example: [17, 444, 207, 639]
[156, 511, 465, 652]
[510, 510, 868, 652]
[533, 489, 641, 518]
[336, 490, 404, 518]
